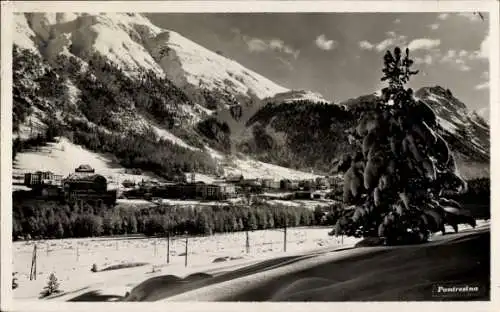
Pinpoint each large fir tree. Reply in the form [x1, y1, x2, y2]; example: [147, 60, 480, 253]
[332, 47, 473, 245]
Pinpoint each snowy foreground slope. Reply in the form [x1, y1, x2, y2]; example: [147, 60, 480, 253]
[12, 227, 357, 301]
[12, 221, 488, 302]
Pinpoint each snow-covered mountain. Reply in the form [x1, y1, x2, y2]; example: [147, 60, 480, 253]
[415, 86, 489, 158]
[12, 12, 330, 182]
[15, 13, 323, 102]
[238, 86, 490, 179]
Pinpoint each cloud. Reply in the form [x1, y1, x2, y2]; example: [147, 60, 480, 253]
[238, 31, 300, 59]
[269, 39, 300, 58]
[315, 34, 337, 51]
[438, 13, 449, 20]
[458, 32, 490, 60]
[359, 40, 374, 50]
[475, 81, 489, 90]
[360, 33, 442, 56]
[407, 38, 441, 51]
[458, 12, 482, 22]
[458, 64, 471, 71]
[437, 12, 484, 23]
[444, 50, 457, 60]
[439, 49, 481, 71]
[428, 23, 440, 30]
[414, 54, 434, 65]
[246, 38, 268, 52]
[359, 31, 407, 52]
[478, 32, 489, 59]
[375, 32, 407, 52]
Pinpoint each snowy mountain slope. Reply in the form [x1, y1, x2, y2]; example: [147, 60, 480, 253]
[238, 86, 490, 179]
[415, 86, 489, 160]
[150, 30, 289, 99]
[12, 137, 163, 190]
[13, 12, 327, 158]
[266, 90, 330, 104]
[15, 13, 322, 102]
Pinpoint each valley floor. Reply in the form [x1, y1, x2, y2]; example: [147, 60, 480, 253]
[11, 220, 489, 302]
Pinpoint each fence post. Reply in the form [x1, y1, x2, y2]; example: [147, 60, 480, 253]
[245, 230, 250, 254]
[154, 239, 157, 257]
[46, 243, 49, 257]
[184, 233, 188, 267]
[30, 244, 37, 281]
[76, 243, 80, 262]
[166, 233, 170, 264]
[116, 241, 118, 251]
[284, 219, 287, 253]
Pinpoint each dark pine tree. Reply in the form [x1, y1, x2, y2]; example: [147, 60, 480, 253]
[333, 47, 470, 245]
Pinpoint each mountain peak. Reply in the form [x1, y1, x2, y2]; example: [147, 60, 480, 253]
[15, 12, 325, 102]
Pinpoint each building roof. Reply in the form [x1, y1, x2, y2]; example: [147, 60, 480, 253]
[75, 164, 95, 172]
[64, 173, 106, 183]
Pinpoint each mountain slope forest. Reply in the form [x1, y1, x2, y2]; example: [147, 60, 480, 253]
[13, 46, 218, 180]
[237, 87, 489, 179]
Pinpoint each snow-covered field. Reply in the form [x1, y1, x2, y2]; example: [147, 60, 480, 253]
[267, 199, 337, 209]
[11, 220, 488, 302]
[116, 197, 336, 210]
[12, 227, 354, 300]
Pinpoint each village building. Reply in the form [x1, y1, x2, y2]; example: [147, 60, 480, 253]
[74, 164, 95, 174]
[261, 179, 281, 190]
[24, 171, 63, 187]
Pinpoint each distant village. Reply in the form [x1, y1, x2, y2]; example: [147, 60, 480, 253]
[17, 164, 343, 206]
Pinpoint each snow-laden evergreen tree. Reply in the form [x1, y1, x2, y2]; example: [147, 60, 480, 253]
[332, 47, 474, 245]
[40, 273, 61, 298]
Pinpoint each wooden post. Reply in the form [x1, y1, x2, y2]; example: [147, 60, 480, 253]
[284, 219, 287, 253]
[30, 244, 37, 281]
[46, 243, 49, 256]
[116, 241, 118, 250]
[245, 230, 250, 254]
[166, 233, 170, 264]
[184, 234, 188, 267]
[154, 239, 157, 257]
[34, 244, 37, 280]
[76, 243, 80, 262]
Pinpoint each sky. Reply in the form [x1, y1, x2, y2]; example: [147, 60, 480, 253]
[146, 12, 490, 121]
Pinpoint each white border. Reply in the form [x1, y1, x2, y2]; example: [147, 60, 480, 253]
[1, 1, 499, 312]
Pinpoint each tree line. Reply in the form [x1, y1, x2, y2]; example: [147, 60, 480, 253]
[12, 197, 342, 241]
[12, 176, 486, 241]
